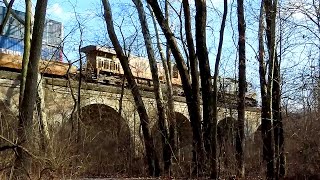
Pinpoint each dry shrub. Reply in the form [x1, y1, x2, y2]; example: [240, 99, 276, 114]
[49, 104, 137, 178]
[217, 117, 238, 178]
[152, 112, 193, 177]
[0, 101, 53, 179]
[0, 101, 18, 178]
[245, 111, 320, 178]
[284, 112, 320, 179]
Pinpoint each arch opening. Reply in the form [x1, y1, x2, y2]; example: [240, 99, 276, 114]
[175, 112, 193, 164]
[151, 112, 192, 176]
[71, 104, 132, 176]
[217, 117, 237, 175]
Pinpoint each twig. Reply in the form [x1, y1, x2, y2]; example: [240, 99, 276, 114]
[0, 135, 51, 163]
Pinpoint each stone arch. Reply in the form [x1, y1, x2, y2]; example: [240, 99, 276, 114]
[76, 103, 133, 176]
[251, 124, 262, 143]
[245, 125, 263, 174]
[217, 117, 237, 172]
[79, 94, 137, 121]
[80, 96, 120, 114]
[217, 117, 236, 145]
[175, 112, 193, 174]
[150, 112, 192, 174]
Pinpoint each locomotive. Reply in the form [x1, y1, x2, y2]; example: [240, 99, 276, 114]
[0, 44, 256, 106]
[80, 45, 182, 86]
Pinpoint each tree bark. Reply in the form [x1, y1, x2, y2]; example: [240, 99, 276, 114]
[194, 1, 216, 176]
[19, 0, 31, 109]
[194, 0, 213, 158]
[102, 0, 160, 176]
[181, 1, 205, 175]
[14, 0, 48, 178]
[148, 3, 177, 174]
[236, 0, 246, 177]
[260, 0, 276, 178]
[36, 74, 50, 153]
[146, 0, 205, 175]
[272, 55, 285, 178]
[132, 0, 170, 174]
[211, 0, 227, 178]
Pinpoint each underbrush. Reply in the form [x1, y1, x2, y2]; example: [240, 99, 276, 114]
[1, 110, 320, 179]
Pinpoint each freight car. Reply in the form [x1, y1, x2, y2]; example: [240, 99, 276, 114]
[0, 53, 77, 76]
[80, 45, 183, 87]
[79, 45, 257, 100]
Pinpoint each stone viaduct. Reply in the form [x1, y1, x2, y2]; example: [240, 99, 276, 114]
[0, 70, 261, 155]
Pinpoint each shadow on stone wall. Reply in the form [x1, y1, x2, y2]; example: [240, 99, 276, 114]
[52, 103, 135, 177]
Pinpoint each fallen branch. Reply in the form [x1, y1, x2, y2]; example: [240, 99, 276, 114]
[0, 135, 51, 164]
[0, 145, 16, 151]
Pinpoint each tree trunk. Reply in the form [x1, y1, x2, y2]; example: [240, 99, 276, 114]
[102, 0, 160, 176]
[260, 0, 276, 178]
[211, 0, 227, 178]
[272, 55, 285, 178]
[236, 0, 246, 177]
[19, 0, 31, 109]
[146, 0, 205, 176]
[76, 22, 83, 143]
[148, 2, 177, 174]
[36, 74, 50, 153]
[14, 0, 48, 178]
[182, 1, 204, 175]
[194, 1, 215, 176]
[132, 0, 170, 174]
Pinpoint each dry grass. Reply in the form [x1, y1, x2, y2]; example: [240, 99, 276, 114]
[1, 100, 320, 179]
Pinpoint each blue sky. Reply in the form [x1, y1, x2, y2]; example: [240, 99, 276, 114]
[2, 0, 318, 109]
[1, 0, 280, 96]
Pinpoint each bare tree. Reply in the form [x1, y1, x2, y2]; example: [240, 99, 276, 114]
[258, 0, 284, 178]
[19, 0, 31, 110]
[102, 0, 160, 176]
[146, 0, 205, 175]
[210, 0, 228, 178]
[132, 0, 171, 174]
[236, 0, 246, 177]
[14, 0, 48, 178]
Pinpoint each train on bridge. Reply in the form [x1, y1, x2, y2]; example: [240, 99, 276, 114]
[0, 5, 257, 106]
[0, 44, 257, 107]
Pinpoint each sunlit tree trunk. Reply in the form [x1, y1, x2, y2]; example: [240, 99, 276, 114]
[102, 0, 160, 176]
[36, 74, 50, 153]
[19, 0, 31, 109]
[14, 0, 48, 178]
[133, 0, 170, 174]
[182, 0, 204, 175]
[148, 2, 177, 174]
[146, 0, 205, 175]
